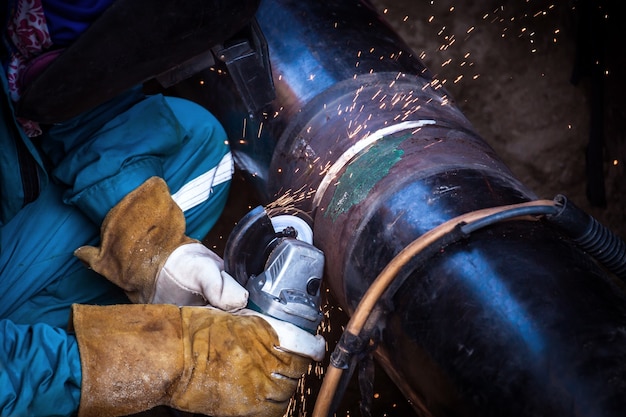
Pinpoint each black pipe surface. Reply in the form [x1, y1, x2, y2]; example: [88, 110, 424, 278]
[169, 1, 626, 416]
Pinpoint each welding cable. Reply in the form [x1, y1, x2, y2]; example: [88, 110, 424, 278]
[312, 198, 560, 417]
[548, 195, 626, 281]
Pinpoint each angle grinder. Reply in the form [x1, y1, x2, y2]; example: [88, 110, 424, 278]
[223, 206, 325, 333]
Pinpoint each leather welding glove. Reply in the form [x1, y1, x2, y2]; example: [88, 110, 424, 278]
[74, 176, 248, 311]
[71, 303, 326, 417]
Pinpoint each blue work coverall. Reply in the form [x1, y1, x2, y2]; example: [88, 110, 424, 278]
[0, 68, 233, 415]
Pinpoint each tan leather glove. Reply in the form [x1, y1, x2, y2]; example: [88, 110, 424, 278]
[74, 176, 248, 310]
[71, 303, 325, 417]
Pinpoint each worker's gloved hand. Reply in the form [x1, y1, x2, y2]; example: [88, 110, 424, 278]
[154, 242, 247, 310]
[71, 303, 326, 417]
[74, 176, 248, 311]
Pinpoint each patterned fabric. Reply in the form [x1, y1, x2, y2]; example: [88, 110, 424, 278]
[6, 0, 51, 101]
[5, 0, 51, 136]
[3, 0, 115, 136]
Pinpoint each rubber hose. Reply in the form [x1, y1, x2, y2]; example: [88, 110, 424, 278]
[548, 195, 626, 280]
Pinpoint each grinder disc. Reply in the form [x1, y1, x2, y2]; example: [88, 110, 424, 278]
[223, 205, 313, 286]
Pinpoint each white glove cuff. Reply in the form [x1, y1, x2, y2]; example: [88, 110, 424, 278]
[238, 309, 326, 361]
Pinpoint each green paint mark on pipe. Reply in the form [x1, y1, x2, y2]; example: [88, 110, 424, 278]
[325, 135, 408, 221]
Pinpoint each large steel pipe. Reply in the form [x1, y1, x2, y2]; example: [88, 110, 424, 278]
[169, 1, 626, 416]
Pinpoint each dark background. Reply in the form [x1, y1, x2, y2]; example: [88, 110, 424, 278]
[370, 0, 624, 239]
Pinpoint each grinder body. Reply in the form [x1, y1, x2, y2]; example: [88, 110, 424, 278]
[224, 206, 324, 333]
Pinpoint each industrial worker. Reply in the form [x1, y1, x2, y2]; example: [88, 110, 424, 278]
[0, 1, 324, 416]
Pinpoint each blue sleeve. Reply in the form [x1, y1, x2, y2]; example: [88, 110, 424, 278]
[41, 88, 188, 224]
[0, 320, 81, 417]
[42, 0, 115, 46]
